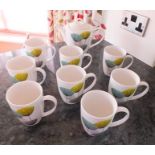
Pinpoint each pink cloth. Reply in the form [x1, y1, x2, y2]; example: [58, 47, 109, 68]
[48, 10, 106, 44]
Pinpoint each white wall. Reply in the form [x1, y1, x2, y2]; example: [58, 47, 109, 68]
[104, 10, 155, 67]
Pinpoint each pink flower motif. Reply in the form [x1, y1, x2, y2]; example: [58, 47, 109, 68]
[95, 34, 104, 40]
[77, 14, 84, 19]
[100, 23, 106, 29]
[71, 15, 74, 20]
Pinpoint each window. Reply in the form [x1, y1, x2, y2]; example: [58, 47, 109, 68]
[0, 10, 48, 35]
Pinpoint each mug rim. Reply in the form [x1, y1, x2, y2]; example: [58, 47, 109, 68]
[81, 90, 118, 120]
[6, 81, 42, 107]
[59, 45, 83, 58]
[68, 21, 94, 33]
[56, 65, 86, 84]
[111, 68, 140, 87]
[24, 37, 47, 48]
[6, 55, 35, 72]
[104, 45, 126, 58]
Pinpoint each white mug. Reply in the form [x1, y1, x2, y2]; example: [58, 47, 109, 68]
[6, 56, 46, 84]
[108, 68, 149, 102]
[81, 90, 130, 136]
[59, 45, 92, 69]
[56, 65, 97, 104]
[24, 37, 56, 67]
[103, 45, 133, 76]
[6, 81, 57, 126]
[60, 21, 104, 52]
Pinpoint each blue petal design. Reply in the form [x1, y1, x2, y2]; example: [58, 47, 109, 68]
[82, 117, 97, 130]
[71, 33, 82, 42]
[61, 61, 68, 66]
[60, 87, 74, 96]
[111, 88, 124, 98]
[105, 60, 115, 68]
[27, 52, 33, 57]
[13, 77, 18, 83]
[13, 111, 22, 118]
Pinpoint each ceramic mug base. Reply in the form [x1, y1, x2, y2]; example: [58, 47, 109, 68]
[63, 96, 81, 104]
[19, 118, 41, 126]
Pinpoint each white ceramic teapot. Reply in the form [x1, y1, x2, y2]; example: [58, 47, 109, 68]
[60, 21, 104, 52]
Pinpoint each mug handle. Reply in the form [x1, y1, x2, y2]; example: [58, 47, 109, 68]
[128, 81, 149, 101]
[36, 67, 46, 84]
[83, 73, 97, 94]
[110, 107, 130, 127]
[40, 46, 56, 68]
[88, 27, 104, 50]
[42, 95, 57, 117]
[82, 53, 92, 69]
[123, 55, 134, 69]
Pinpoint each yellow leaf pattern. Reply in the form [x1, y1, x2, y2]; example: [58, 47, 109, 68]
[69, 58, 80, 65]
[15, 73, 28, 81]
[95, 119, 111, 128]
[122, 88, 135, 97]
[31, 48, 42, 57]
[114, 58, 124, 65]
[80, 31, 91, 39]
[16, 106, 34, 116]
[71, 83, 84, 93]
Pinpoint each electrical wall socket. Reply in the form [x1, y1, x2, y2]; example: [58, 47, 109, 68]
[121, 11, 149, 37]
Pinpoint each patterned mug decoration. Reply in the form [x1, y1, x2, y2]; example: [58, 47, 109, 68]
[61, 58, 80, 66]
[71, 31, 91, 42]
[15, 106, 37, 126]
[82, 117, 111, 130]
[105, 58, 124, 68]
[111, 88, 136, 98]
[14, 73, 28, 82]
[60, 82, 84, 96]
[27, 48, 42, 57]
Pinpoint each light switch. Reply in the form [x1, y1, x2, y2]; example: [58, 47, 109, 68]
[121, 11, 149, 37]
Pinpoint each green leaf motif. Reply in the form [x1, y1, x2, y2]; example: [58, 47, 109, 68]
[114, 58, 124, 65]
[69, 58, 80, 65]
[122, 88, 135, 97]
[82, 117, 97, 130]
[111, 88, 124, 98]
[16, 106, 34, 116]
[82, 117, 111, 130]
[60, 83, 84, 96]
[80, 31, 91, 39]
[105, 60, 115, 68]
[61, 58, 80, 66]
[60, 87, 74, 96]
[31, 48, 42, 57]
[71, 82, 84, 93]
[71, 33, 82, 42]
[14, 73, 28, 81]
[106, 58, 124, 68]
[111, 88, 136, 98]
[95, 119, 111, 128]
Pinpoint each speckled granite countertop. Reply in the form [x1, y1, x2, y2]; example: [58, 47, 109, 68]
[0, 41, 155, 144]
